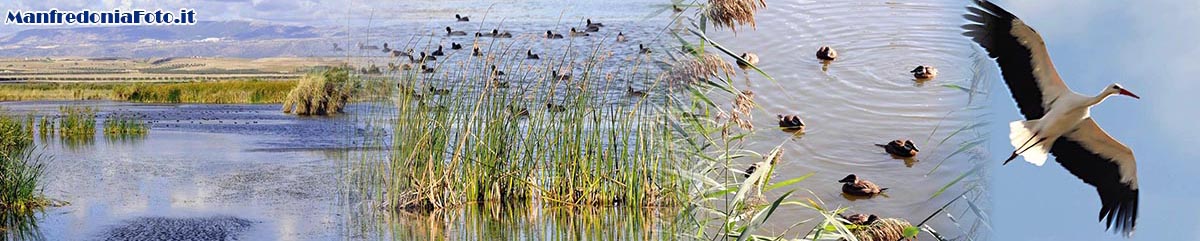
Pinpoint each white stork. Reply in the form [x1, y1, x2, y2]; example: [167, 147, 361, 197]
[963, 0, 1139, 236]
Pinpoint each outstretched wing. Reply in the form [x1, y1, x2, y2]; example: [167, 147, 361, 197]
[963, 0, 1070, 120]
[1052, 118, 1139, 236]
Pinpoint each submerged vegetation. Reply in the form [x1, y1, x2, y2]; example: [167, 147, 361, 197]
[0, 80, 296, 103]
[282, 68, 355, 115]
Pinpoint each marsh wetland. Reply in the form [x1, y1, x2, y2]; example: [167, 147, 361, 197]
[0, 0, 990, 240]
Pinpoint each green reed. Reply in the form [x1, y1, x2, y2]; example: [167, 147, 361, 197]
[57, 106, 96, 139]
[0, 111, 49, 214]
[103, 112, 149, 136]
[114, 79, 296, 104]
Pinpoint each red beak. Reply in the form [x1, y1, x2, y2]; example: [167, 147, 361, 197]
[1118, 89, 1140, 99]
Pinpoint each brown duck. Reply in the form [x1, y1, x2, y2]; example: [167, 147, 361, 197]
[911, 65, 938, 79]
[839, 213, 880, 225]
[777, 114, 805, 131]
[876, 139, 919, 158]
[839, 174, 887, 196]
[816, 46, 838, 61]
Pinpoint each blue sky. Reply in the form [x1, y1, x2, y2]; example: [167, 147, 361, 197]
[985, 0, 1200, 240]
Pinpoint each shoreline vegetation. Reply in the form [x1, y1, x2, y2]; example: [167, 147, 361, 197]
[0, 80, 298, 104]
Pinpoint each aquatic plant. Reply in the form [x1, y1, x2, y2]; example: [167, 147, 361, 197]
[103, 112, 149, 136]
[281, 68, 355, 115]
[57, 106, 97, 139]
[0, 80, 295, 103]
[0, 112, 49, 214]
[706, 0, 767, 31]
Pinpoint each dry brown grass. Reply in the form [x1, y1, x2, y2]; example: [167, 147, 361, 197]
[847, 218, 917, 241]
[281, 68, 354, 115]
[707, 0, 767, 31]
[661, 53, 734, 86]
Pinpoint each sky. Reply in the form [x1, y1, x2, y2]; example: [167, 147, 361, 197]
[984, 0, 1200, 240]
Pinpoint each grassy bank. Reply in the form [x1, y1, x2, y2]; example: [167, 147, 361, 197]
[0, 80, 297, 103]
[281, 68, 355, 115]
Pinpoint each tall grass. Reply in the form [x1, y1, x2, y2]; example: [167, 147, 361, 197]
[57, 106, 96, 140]
[103, 112, 149, 137]
[0, 80, 296, 103]
[0, 111, 49, 214]
[281, 68, 355, 115]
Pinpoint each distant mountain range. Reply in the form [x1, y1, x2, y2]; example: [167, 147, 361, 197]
[0, 21, 341, 58]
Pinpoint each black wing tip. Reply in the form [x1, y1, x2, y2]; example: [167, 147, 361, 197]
[1099, 187, 1139, 237]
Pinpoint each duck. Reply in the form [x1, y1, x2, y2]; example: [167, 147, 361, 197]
[816, 46, 838, 61]
[390, 49, 412, 58]
[546, 30, 564, 39]
[431, 45, 445, 56]
[418, 52, 436, 62]
[551, 70, 572, 80]
[585, 25, 601, 32]
[777, 114, 804, 131]
[428, 86, 450, 95]
[616, 32, 627, 42]
[381, 42, 391, 52]
[491, 65, 505, 76]
[876, 139, 919, 158]
[839, 213, 880, 226]
[639, 44, 652, 54]
[627, 85, 647, 97]
[546, 103, 568, 113]
[420, 64, 435, 73]
[737, 52, 759, 69]
[472, 47, 483, 56]
[526, 50, 540, 59]
[569, 28, 590, 37]
[586, 19, 604, 28]
[475, 31, 494, 37]
[911, 65, 937, 79]
[450, 42, 463, 50]
[492, 29, 513, 38]
[839, 174, 887, 197]
[455, 14, 469, 22]
[446, 27, 467, 36]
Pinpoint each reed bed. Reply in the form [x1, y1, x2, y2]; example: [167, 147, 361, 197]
[0, 111, 49, 214]
[0, 80, 296, 103]
[57, 106, 96, 139]
[103, 112, 149, 136]
[281, 68, 355, 115]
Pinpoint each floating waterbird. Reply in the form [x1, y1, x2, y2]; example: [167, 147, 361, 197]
[777, 114, 804, 131]
[546, 30, 564, 39]
[911, 65, 937, 79]
[446, 27, 467, 36]
[431, 45, 444, 56]
[569, 28, 589, 37]
[737, 52, 759, 69]
[838, 174, 886, 197]
[455, 14, 469, 22]
[616, 32, 627, 42]
[816, 46, 838, 61]
[876, 139, 919, 158]
[527, 50, 540, 59]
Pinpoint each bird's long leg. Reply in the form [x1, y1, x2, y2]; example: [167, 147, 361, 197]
[1005, 131, 1039, 165]
[1005, 137, 1047, 165]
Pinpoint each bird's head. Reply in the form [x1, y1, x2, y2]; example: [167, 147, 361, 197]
[1107, 83, 1140, 99]
[838, 174, 858, 183]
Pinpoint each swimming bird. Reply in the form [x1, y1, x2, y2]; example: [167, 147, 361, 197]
[816, 46, 838, 61]
[616, 32, 627, 42]
[475, 31, 494, 37]
[417, 52, 436, 62]
[586, 19, 604, 27]
[491, 65, 505, 76]
[546, 103, 567, 113]
[390, 49, 412, 58]
[472, 47, 483, 56]
[451, 42, 463, 50]
[420, 64, 435, 73]
[527, 50, 540, 59]
[569, 28, 589, 37]
[911, 65, 937, 79]
[428, 86, 450, 95]
[627, 86, 647, 97]
[839, 174, 886, 197]
[546, 30, 564, 39]
[446, 27, 467, 36]
[737, 52, 759, 69]
[876, 139, 919, 158]
[585, 25, 600, 32]
[455, 14, 469, 22]
[639, 44, 651, 54]
[839, 213, 880, 225]
[965, 0, 1139, 235]
[381, 42, 391, 52]
[492, 29, 512, 38]
[777, 114, 804, 131]
[551, 70, 571, 81]
[431, 45, 445, 56]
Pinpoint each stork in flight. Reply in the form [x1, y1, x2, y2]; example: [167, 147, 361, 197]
[963, 0, 1139, 236]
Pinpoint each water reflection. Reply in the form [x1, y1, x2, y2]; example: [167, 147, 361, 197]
[0, 211, 43, 241]
[361, 203, 677, 240]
